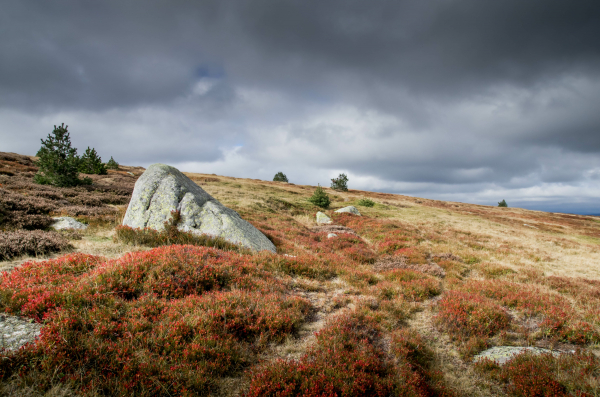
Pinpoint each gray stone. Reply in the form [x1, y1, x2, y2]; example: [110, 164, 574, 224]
[316, 212, 332, 224]
[0, 315, 42, 353]
[327, 233, 337, 238]
[122, 163, 276, 253]
[51, 216, 88, 230]
[335, 206, 361, 216]
[473, 346, 565, 365]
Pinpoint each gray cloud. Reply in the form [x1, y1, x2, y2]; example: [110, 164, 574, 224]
[1, 0, 600, 213]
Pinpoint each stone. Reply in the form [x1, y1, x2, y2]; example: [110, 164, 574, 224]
[122, 163, 276, 253]
[51, 216, 88, 230]
[0, 315, 42, 353]
[334, 206, 361, 216]
[316, 211, 332, 224]
[473, 346, 565, 365]
[327, 233, 337, 238]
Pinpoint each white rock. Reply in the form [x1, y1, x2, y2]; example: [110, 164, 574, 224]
[122, 163, 276, 253]
[473, 346, 566, 365]
[334, 206, 361, 216]
[327, 233, 337, 238]
[316, 211, 332, 224]
[51, 217, 87, 230]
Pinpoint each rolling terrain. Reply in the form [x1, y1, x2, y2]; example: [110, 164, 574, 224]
[1, 153, 599, 396]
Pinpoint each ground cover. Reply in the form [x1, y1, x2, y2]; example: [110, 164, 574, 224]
[0, 152, 599, 396]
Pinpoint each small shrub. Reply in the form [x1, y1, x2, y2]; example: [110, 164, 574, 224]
[498, 199, 508, 207]
[357, 198, 375, 207]
[272, 171, 288, 182]
[434, 291, 510, 338]
[331, 173, 349, 191]
[0, 230, 70, 260]
[308, 184, 330, 208]
[475, 351, 600, 397]
[245, 314, 396, 397]
[79, 147, 107, 175]
[106, 156, 119, 170]
[34, 123, 86, 187]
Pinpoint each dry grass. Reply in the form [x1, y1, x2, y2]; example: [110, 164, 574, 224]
[1, 154, 600, 396]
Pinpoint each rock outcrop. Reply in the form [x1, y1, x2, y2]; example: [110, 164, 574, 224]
[335, 206, 361, 216]
[51, 217, 88, 230]
[122, 164, 276, 253]
[473, 346, 566, 365]
[316, 211, 332, 224]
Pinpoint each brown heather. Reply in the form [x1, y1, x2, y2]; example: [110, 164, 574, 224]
[1, 152, 600, 396]
[0, 230, 70, 260]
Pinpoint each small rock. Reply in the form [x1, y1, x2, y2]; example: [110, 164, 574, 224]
[316, 212, 332, 224]
[327, 233, 337, 238]
[473, 346, 564, 365]
[334, 206, 361, 216]
[51, 217, 88, 230]
[127, 172, 135, 176]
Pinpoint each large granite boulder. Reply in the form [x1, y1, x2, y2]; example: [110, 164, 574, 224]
[122, 164, 276, 253]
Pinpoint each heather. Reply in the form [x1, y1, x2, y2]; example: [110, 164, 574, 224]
[1, 154, 600, 396]
[0, 230, 70, 260]
[0, 246, 310, 396]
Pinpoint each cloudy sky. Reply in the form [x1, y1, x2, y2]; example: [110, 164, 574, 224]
[2, 1, 600, 213]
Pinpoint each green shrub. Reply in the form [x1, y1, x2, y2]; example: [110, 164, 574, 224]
[308, 184, 330, 208]
[106, 156, 119, 170]
[273, 171, 288, 182]
[34, 124, 89, 187]
[331, 173, 349, 191]
[79, 147, 107, 175]
[357, 198, 375, 207]
[498, 199, 508, 207]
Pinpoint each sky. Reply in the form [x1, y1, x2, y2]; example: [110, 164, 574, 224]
[1, 1, 599, 214]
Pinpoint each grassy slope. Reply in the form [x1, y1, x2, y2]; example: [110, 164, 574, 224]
[1, 164, 599, 396]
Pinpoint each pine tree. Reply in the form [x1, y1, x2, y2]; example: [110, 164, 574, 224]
[331, 173, 349, 191]
[106, 156, 119, 170]
[273, 172, 289, 182]
[34, 123, 87, 187]
[308, 184, 330, 208]
[79, 147, 107, 175]
[498, 199, 508, 207]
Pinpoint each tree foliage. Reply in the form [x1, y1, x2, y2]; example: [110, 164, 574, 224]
[331, 173, 349, 192]
[273, 171, 289, 182]
[498, 200, 508, 207]
[308, 184, 331, 208]
[106, 156, 119, 170]
[79, 147, 107, 175]
[34, 124, 90, 187]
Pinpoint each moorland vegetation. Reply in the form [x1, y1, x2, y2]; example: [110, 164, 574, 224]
[0, 149, 599, 396]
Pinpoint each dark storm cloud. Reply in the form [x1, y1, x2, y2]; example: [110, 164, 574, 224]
[1, 0, 600, 212]
[2, 0, 599, 110]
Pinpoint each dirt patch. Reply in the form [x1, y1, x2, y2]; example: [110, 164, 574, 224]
[374, 255, 446, 278]
[310, 224, 359, 237]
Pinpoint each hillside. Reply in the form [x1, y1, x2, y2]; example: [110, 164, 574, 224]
[1, 152, 599, 396]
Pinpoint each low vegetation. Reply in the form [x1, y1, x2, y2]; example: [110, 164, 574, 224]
[1, 152, 599, 396]
[308, 184, 330, 208]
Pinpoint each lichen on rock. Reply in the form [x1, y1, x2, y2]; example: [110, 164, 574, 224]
[334, 206, 361, 216]
[122, 163, 276, 253]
